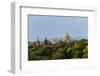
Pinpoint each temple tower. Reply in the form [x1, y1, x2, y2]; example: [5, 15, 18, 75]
[64, 33, 71, 41]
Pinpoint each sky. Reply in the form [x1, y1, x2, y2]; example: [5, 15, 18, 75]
[28, 15, 88, 41]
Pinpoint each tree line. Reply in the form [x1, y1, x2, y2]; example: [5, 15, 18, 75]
[28, 39, 88, 60]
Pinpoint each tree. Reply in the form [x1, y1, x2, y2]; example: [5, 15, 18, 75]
[83, 46, 88, 58]
[51, 51, 66, 59]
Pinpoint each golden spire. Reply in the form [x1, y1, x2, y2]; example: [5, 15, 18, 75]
[64, 33, 71, 41]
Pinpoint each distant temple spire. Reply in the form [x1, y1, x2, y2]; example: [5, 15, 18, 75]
[44, 37, 48, 45]
[64, 32, 71, 41]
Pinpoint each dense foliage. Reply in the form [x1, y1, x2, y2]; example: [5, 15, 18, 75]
[28, 39, 88, 60]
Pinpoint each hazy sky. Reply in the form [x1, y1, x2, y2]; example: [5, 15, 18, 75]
[28, 15, 88, 41]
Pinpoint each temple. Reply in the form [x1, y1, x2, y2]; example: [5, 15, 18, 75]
[64, 33, 71, 42]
